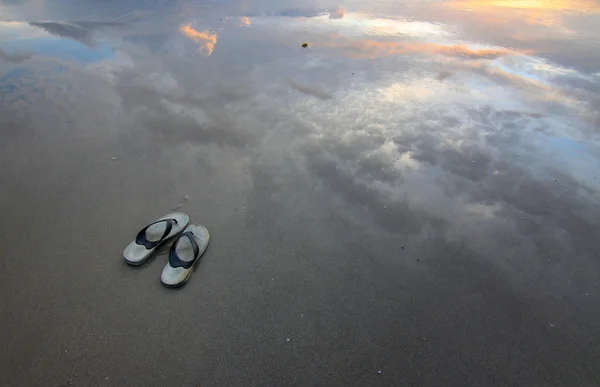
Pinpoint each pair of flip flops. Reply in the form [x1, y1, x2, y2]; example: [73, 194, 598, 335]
[123, 213, 210, 287]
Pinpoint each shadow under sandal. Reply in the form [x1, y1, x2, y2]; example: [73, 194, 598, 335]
[161, 224, 210, 288]
[123, 212, 189, 265]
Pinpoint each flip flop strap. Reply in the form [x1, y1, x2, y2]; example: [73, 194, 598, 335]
[169, 231, 200, 269]
[135, 219, 175, 249]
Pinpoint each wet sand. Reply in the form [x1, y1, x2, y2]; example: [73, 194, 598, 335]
[2, 109, 599, 387]
[2, 1, 600, 386]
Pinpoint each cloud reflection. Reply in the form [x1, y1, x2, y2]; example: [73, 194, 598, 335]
[459, 0, 600, 12]
[330, 6, 345, 19]
[0, 48, 31, 63]
[318, 37, 523, 60]
[447, 0, 600, 30]
[179, 24, 217, 56]
[29, 22, 95, 46]
[288, 79, 333, 100]
[0, 1, 598, 329]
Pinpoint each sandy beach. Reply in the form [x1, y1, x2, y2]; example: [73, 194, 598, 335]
[1, 1, 600, 386]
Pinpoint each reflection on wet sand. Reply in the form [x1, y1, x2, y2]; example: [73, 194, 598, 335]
[449, 0, 600, 13]
[0, 48, 31, 63]
[329, 5, 345, 19]
[179, 23, 217, 55]
[446, 0, 600, 30]
[316, 38, 525, 60]
[1, 1, 600, 386]
[0, 21, 114, 63]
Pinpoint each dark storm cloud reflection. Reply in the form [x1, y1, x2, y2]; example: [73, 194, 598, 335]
[29, 22, 97, 46]
[28, 21, 122, 47]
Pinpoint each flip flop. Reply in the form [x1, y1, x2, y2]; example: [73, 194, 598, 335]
[123, 212, 189, 265]
[160, 224, 210, 287]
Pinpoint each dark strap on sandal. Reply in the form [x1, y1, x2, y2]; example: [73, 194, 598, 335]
[135, 218, 176, 249]
[169, 231, 200, 269]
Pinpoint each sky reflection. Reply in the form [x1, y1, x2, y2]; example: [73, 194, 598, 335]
[0, 21, 114, 63]
[2, 1, 600, 385]
[0, 0, 599, 282]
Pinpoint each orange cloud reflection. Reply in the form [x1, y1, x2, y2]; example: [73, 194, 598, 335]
[180, 24, 217, 56]
[240, 17, 251, 26]
[447, 0, 600, 29]
[472, 0, 600, 12]
[318, 36, 526, 60]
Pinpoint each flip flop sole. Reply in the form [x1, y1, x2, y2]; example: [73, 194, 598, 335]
[161, 241, 209, 288]
[161, 224, 210, 287]
[123, 212, 189, 265]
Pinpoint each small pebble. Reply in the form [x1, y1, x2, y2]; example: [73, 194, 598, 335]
[550, 324, 555, 328]
[377, 370, 382, 375]
[184, 195, 189, 201]
[286, 338, 290, 342]
[111, 157, 118, 161]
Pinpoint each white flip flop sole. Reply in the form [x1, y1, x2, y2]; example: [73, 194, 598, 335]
[123, 212, 189, 265]
[161, 224, 210, 287]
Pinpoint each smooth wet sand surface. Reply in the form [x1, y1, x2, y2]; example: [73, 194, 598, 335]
[2, 1, 600, 386]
